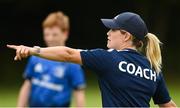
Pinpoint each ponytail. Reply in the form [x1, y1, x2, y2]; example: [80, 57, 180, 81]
[145, 33, 162, 73]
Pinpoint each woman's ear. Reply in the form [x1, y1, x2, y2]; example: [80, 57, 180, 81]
[124, 32, 132, 42]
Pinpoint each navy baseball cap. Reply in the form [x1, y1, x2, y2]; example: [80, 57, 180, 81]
[101, 12, 148, 40]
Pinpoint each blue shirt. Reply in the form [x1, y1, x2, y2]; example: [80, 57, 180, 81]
[80, 48, 171, 107]
[24, 56, 86, 107]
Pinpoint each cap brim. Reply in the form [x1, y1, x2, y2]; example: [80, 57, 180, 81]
[101, 19, 119, 29]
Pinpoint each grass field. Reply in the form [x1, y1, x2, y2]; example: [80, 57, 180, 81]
[0, 82, 179, 107]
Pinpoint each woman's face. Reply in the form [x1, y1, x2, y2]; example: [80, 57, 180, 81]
[107, 29, 126, 49]
[43, 26, 68, 47]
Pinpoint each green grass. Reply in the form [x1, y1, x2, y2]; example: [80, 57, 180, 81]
[0, 87, 19, 106]
[0, 84, 179, 107]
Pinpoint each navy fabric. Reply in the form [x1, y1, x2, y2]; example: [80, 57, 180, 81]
[101, 12, 148, 40]
[80, 49, 171, 107]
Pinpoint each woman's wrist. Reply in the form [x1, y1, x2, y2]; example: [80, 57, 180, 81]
[30, 46, 41, 56]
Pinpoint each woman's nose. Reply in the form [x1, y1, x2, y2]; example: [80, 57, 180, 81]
[107, 30, 111, 36]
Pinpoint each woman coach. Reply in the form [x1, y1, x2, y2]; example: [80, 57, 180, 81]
[7, 12, 177, 107]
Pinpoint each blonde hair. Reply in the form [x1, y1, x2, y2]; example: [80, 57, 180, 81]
[132, 33, 162, 73]
[42, 11, 69, 32]
[145, 33, 162, 73]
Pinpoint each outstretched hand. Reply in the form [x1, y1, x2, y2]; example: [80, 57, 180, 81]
[7, 44, 33, 61]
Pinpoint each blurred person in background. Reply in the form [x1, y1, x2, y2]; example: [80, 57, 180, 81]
[16, 11, 86, 107]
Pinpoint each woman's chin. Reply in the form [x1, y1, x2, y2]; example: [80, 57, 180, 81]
[107, 44, 111, 49]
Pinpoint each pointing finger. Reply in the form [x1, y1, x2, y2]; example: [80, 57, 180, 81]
[7, 44, 18, 50]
